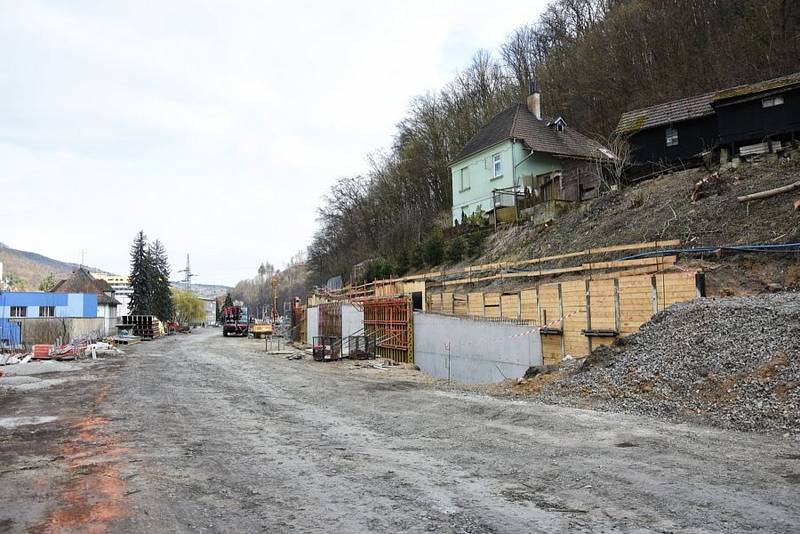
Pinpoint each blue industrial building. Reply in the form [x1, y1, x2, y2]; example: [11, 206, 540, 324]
[0, 292, 97, 347]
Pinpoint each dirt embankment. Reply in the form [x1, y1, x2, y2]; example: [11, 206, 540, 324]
[508, 293, 800, 436]
[464, 159, 800, 295]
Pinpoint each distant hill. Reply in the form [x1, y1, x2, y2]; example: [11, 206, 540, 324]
[0, 242, 232, 297]
[170, 282, 231, 300]
[0, 242, 105, 291]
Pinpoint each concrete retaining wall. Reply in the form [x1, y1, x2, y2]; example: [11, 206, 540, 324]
[341, 304, 363, 355]
[306, 307, 319, 344]
[413, 312, 542, 384]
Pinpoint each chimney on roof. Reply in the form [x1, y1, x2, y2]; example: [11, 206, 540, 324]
[527, 80, 541, 120]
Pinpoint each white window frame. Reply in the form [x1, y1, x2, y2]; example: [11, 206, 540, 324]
[39, 306, 55, 317]
[665, 127, 679, 147]
[762, 95, 784, 108]
[459, 167, 470, 191]
[492, 153, 502, 178]
[10, 306, 26, 318]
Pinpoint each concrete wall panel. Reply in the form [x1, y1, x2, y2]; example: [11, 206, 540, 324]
[413, 312, 542, 384]
[341, 304, 363, 355]
[306, 307, 319, 344]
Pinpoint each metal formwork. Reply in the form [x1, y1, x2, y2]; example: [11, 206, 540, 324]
[318, 301, 342, 338]
[362, 296, 413, 364]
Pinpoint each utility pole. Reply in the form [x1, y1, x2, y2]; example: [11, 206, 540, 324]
[178, 254, 197, 293]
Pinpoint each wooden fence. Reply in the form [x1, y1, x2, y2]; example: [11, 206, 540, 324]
[426, 270, 703, 364]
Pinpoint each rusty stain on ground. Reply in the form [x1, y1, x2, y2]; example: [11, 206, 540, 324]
[30, 386, 132, 534]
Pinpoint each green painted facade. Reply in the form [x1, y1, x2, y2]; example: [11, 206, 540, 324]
[449, 139, 562, 224]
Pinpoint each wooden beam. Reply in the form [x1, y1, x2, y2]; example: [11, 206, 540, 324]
[737, 180, 800, 202]
[397, 240, 681, 283]
[438, 256, 678, 287]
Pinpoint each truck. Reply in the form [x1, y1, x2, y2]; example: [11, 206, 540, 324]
[249, 318, 273, 339]
[222, 305, 249, 337]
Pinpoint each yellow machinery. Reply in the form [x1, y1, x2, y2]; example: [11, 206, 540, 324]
[249, 320, 273, 339]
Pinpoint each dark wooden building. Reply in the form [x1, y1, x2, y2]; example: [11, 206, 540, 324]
[616, 93, 718, 168]
[617, 71, 800, 169]
[712, 73, 800, 153]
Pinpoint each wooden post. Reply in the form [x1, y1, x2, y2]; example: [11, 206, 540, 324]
[585, 279, 592, 354]
[613, 278, 621, 333]
[558, 283, 565, 358]
[536, 286, 542, 325]
[492, 190, 497, 231]
[651, 275, 659, 315]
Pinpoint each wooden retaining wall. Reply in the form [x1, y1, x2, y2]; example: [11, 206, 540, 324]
[426, 270, 703, 364]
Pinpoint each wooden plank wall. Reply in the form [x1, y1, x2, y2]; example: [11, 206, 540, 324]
[426, 271, 700, 364]
[520, 289, 538, 322]
[500, 293, 520, 319]
[467, 292, 484, 317]
[560, 280, 586, 358]
[484, 292, 501, 318]
[453, 294, 468, 316]
[587, 279, 617, 352]
[442, 292, 454, 314]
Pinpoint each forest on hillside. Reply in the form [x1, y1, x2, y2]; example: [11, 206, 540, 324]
[306, 0, 800, 287]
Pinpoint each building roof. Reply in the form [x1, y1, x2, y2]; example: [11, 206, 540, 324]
[51, 268, 120, 306]
[452, 104, 608, 164]
[713, 71, 800, 103]
[616, 71, 800, 134]
[615, 92, 715, 135]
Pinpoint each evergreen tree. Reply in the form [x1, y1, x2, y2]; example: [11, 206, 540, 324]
[224, 293, 233, 307]
[128, 231, 152, 315]
[149, 239, 174, 321]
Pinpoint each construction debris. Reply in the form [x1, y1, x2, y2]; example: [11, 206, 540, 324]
[1, 339, 124, 369]
[691, 172, 727, 201]
[534, 293, 800, 435]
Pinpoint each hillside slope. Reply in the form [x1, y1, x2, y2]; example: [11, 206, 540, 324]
[0, 243, 102, 290]
[467, 159, 800, 295]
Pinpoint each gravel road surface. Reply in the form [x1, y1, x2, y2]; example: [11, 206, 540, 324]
[2, 328, 799, 533]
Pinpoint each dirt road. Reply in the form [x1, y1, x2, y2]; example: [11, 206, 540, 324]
[2, 328, 799, 533]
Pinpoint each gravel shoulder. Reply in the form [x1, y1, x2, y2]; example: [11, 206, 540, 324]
[515, 293, 800, 436]
[2, 328, 800, 533]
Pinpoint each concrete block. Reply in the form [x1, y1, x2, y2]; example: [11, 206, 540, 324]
[413, 312, 542, 384]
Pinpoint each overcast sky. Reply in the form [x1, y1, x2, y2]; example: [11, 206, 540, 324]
[2, 0, 544, 286]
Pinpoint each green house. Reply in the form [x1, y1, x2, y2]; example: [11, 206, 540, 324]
[449, 91, 609, 225]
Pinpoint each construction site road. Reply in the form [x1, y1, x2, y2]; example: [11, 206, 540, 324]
[2, 328, 799, 533]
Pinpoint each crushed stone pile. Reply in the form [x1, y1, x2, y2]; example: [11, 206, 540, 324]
[537, 292, 800, 435]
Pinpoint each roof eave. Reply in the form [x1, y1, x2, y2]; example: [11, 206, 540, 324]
[615, 111, 715, 135]
[449, 137, 515, 167]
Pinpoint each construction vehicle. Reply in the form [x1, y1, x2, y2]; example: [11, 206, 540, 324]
[249, 318, 273, 339]
[222, 305, 249, 337]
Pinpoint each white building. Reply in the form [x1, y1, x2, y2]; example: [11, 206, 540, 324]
[92, 273, 132, 317]
[201, 298, 216, 326]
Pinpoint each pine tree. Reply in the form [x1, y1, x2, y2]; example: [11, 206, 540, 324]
[149, 240, 174, 321]
[224, 293, 233, 307]
[129, 231, 152, 315]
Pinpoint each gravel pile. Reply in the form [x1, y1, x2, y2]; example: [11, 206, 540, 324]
[537, 292, 800, 435]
